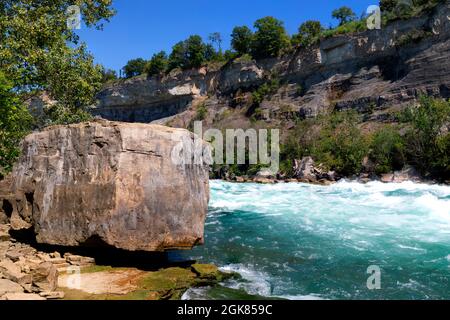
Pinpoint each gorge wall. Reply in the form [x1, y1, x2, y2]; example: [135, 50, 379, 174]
[93, 3, 450, 132]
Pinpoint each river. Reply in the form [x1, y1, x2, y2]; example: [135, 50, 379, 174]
[180, 180, 450, 300]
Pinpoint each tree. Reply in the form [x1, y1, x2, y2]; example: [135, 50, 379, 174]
[332, 6, 357, 26]
[168, 35, 210, 71]
[292, 20, 323, 47]
[251, 17, 291, 59]
[122, 58, 147, 78]
[0, 71, 32, 177]
[42, 44, 103, 110]
[168, 41, 187, 71]
[144, 51, 168, 76]
[185, 35, 207, 69]
[209, 32, 223, 52]
[0, 0, 115, 112]
[101, 68, 118, 83]
[231, 26, 253, 56]
[380, 0, 398, 12]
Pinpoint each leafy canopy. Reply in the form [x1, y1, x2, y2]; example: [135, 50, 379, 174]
[123, 58, 147, 78]
[168, 35, 214, 71]
[332, 6, 357, 26]
[0, 0, 115, 116]
[0, 71, 32, 177]
[251, 17, 291, 59]
[144, 51, 168, 77]
[231, 26, 253, 56]
[292, 20, 323, 47]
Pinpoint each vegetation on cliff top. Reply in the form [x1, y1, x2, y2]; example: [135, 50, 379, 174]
[121, 0, 444, 79]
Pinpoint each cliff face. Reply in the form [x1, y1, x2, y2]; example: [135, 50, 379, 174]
[94, 4, 450, 131]
[0, 121, 210, 252]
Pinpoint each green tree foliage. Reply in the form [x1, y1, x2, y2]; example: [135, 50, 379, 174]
[0, 71, 32, 177]
[281, 111, 368, 176]
[231, 26, 253, 56]
[42, 44, 103, 109]
[380, 0, 399, 12]
[144, 51, 168, 76]
[332, 6, 357, 26]
[312, 111, 368, 175]
[402, 97, 450, 179]
[168, 41, 186, 71]
[123, 58, 147, 78]
[0, 0, 115, 109]
[370, 127, 406, 174]
[292, 20, 323, 47]
[185, 35, 208, 69]
[251, 17, 291, 59]
[101, 67, 118, 83]
[168, 35, 214, 71]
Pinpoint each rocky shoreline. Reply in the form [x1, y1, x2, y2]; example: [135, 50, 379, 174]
[0, 223, 238, 300]
[220, 158, 447, 186]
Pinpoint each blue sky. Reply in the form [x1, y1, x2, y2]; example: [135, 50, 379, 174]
[76, 0, 379, 73]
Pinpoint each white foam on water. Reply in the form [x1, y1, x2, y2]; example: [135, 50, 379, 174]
[204, 180, 450, 299]
[220, 264, 273, 297]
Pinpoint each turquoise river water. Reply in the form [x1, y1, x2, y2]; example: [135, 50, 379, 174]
[180, 180, 450, 300]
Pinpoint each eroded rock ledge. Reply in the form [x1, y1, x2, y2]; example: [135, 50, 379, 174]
[0, 120, 210, 252]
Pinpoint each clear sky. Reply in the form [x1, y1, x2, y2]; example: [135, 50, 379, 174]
[76, 0, 379, 73]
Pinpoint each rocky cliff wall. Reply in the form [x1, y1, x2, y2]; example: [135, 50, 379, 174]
[93, 3, 450, 126]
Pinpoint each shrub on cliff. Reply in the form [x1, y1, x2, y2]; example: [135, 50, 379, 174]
[369, 126, 406, 174]
[0, 71, 32, 178]
[402, 97, 450, 180]
[332, 6, 357, 26]
[311, 111, 368, 176]
[292, 20, 323, 47]
[251, 17, 291, 59]
[231, 26, 254, 56]
[101, 68, 118, 83]
[145, 51, 168, 76]
[168, 35, 214, 71]
[123, 58, 147, 78]
[281, 111, 368, 177]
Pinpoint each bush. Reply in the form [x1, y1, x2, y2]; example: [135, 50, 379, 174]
[312, 111, 368, 175]
[292, 20, 323, 47]
[168, 35, 215, 71]
[281, 111, 368, 176]
[195, 103, 208, 121]
[332, 6, 357, 26]
[231, 26, 253, 56]
[101, 68, 118, 83]
[45, 103, 93, 126]
[251, 17, 291, 59]
[0, 71, 32, 177]
[321, 19, 367, 38]
[123, 58, 147, 78]
[370, 126, 406, 174]
[145, 51, 168, 76]
[402, 96, 450, 179]
[396, 29, 433, 47]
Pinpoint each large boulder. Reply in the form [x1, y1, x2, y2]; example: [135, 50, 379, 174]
[0, 120, 210, 252]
